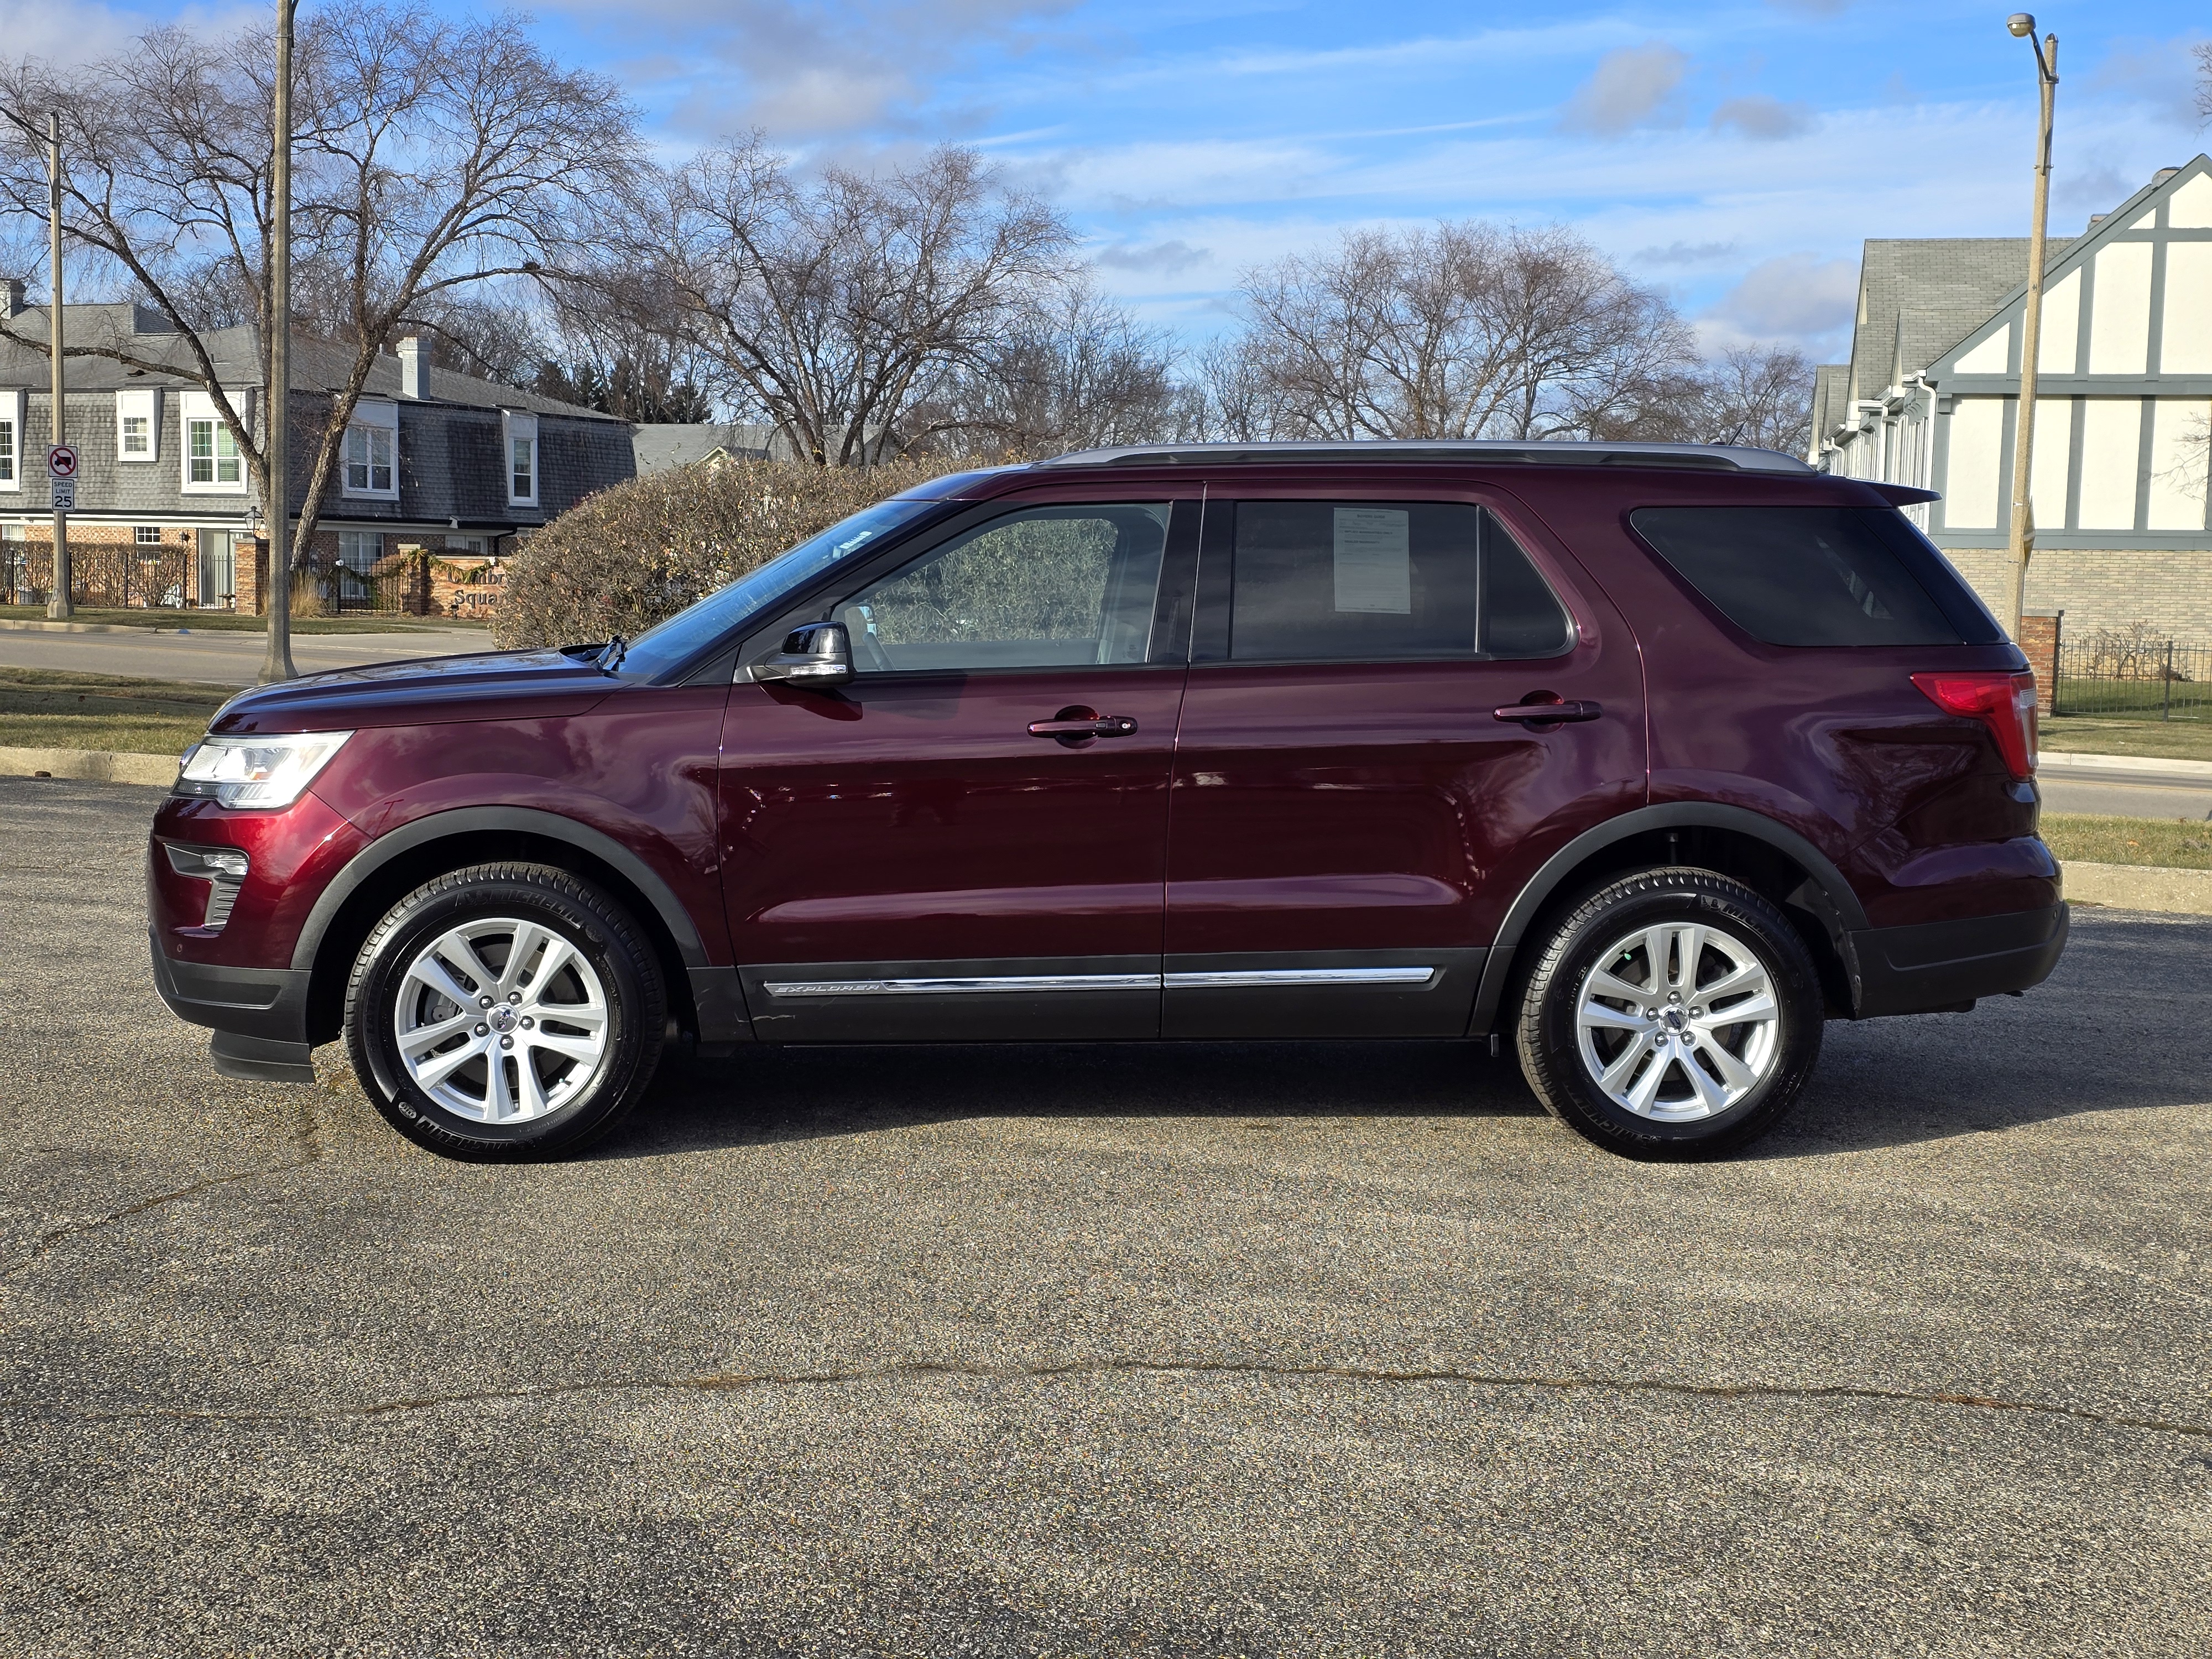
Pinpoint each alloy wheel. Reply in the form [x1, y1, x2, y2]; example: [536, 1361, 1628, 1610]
[1573, 921, 1782, 1121]
[394, 917, 610, 1123]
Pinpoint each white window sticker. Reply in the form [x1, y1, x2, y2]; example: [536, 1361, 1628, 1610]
[1333, 507, 1411, 613]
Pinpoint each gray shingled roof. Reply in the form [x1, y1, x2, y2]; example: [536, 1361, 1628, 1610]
[632, 422, 776, 473]
[0, 305, 615, 420]
[1844, 238, 2073, 405]
[1808, 363, 1851, 455]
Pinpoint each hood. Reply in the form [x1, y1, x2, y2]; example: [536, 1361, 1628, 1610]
[210, 648, 619, 735]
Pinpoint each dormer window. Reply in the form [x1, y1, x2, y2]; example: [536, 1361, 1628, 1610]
[502, 410, 539, 507]
[343, 400, 400, 498]
[117, 388, 159, 462]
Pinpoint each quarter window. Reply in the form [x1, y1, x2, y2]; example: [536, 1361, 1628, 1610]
[344, 424, 394, 494]
[1225, 500, 1571, 663]
[835, 503, 1172, 673]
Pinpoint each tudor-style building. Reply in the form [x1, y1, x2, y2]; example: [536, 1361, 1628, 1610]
[0, 290, 632, 615]
[1811, 156, 2212, 646]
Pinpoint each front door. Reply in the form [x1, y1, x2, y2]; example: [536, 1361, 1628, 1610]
[719, 495, 1199, 1040]
[1162, 487, 1646, 1038]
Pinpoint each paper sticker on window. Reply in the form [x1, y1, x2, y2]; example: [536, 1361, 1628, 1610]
[1333, 507, 1411, 613]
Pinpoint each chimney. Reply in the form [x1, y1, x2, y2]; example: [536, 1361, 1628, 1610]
[0, 279, 22, 320]
[397, 335, 430, 400]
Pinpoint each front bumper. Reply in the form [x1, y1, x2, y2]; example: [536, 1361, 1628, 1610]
[149, 933, 316, 1084]
[1846, 901, 2069, 1018]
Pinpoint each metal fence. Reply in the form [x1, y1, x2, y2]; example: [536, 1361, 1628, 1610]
[2053, 632, 2212, 722]
[3, 542, 200, 610]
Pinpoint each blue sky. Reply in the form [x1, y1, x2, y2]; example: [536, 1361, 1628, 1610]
[14, 0, 2211, 363]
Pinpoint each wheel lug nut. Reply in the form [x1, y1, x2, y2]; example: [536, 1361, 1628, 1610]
[499, 1035, 514, 1050]
[520, 1016, 534, 1029]
[473, 1022, 488, 1036]
[508, 992, 522, 1005]
[478, 995, 493, 1009]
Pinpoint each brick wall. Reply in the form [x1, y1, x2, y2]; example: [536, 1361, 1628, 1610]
[1947, 547, 2212, 650]
[4, 523, 202, 608]
[2017, 611, 2061, 712]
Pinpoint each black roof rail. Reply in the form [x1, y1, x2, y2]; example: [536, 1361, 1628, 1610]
[1032, 440, 1817, 476]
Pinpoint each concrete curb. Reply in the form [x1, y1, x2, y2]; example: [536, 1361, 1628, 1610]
[2064, 862, 2212, 915]
[2043, 750, 2212, 780]
[1, 617, 195, 635]
[0, 746, 177, 785]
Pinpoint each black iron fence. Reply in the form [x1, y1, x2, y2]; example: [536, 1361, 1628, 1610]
[2, 542, 200, 609]
[2053, 631, 2211, 722]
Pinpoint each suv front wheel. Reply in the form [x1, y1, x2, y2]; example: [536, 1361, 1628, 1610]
[1515, 868, 1823, 1159]
[345, 863, 666, 1161]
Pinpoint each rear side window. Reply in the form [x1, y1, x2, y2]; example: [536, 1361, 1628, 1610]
[1630, 507, 2001, 648]
[1228, 500, 1572, 663]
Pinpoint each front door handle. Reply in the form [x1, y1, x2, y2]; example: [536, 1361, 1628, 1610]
[1029, 707, 1139, 743]
[1493, 699, 1602, 724]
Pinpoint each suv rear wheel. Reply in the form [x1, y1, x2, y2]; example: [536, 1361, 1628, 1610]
[345, 863, 666, 1161]
[1515, 868, 1822, 1159]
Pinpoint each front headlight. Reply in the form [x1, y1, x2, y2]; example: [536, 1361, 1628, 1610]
[174, 731, 352, 809]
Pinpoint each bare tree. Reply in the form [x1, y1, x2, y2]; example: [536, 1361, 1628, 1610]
[906, 277, 1193, 457]
[589, 138, 1076, 465]
[1695, 343, 1814, 454]
[1220, 221, 1695, 442]
[2197, 40, 2212, 121]
[0, 7, 636, 632]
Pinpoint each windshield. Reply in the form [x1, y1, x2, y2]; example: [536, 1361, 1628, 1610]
[616, 495, 946, 680]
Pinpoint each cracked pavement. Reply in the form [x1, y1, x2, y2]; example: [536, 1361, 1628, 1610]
[3, 775, 2209, 1657]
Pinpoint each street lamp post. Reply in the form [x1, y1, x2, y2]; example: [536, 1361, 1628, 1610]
[259, 0, 299, 683]
[2005, 13, 2058, 643]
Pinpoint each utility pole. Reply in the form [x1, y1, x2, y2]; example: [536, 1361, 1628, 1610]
[2005, 14, 2058, 643]
[45, 112, 69, 622]
[259, 0, 299, 682]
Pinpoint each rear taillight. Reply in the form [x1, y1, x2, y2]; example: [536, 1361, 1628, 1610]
[1911, 670, 2038, 780]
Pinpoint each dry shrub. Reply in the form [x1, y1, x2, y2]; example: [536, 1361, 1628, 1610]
[493, 456, 980, 649]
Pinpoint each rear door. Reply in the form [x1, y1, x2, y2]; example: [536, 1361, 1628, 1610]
[718, 493, 1199, 1041]
[1162, 484, 1646, 1039]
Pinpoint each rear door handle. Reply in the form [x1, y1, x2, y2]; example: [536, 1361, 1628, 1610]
[1493, 700, 1602, 724]
[1029, 712, 1139, 741]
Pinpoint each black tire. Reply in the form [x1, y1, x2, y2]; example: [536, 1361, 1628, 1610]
[1515, 867, 1822, 1160]
[345, 863, 666, 1161]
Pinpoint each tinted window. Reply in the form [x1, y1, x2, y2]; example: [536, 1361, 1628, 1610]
[1630, 507, 1985, 648]
[836, 503, 1170, 672]
[1227, 502, 1571, 663]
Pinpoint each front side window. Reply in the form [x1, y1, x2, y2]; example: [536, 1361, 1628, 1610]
[1630, 507, 1993, 648]
[1225, 500, 1571, 663]
[833, 503, 1171, 673]
[187, 418, 242, 486]
[345, 424, 394, 494]
[510, 435, 535, 503]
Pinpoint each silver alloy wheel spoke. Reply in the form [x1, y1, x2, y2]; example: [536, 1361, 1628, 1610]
[394, 917, 611, 1124]
[1574, 919, 1783, 1122]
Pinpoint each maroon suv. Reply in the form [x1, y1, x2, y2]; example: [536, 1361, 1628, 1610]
[149, 441, 2064, 1161]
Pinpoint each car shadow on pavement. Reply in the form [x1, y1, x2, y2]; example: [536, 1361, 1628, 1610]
[596, 910, 2211, 1165]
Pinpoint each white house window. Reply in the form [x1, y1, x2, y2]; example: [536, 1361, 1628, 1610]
[502, 410, 539, 507]
[180, 390, 245, 493]
[345, 426, 394, 493]
[336, 530, 382, 571]
[135, 525, 162, 546]
[117, 388, 159, 462]
[0, 389, 19, 489]
[342, 400, 400, 498]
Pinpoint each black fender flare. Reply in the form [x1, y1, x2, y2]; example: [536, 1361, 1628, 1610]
[1468, 802, 1867, 1034]
[290, 805, 713, 978]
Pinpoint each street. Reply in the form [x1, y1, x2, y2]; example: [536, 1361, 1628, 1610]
[2, 775, 2207, 1655]
[0, 625, 484, 686]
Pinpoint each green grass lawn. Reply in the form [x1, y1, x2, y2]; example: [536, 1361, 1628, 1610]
[0, 604, 485, 635]
[2042, 714, 2212, 765]
[2041, 812, 2212, 871]
[0, 667, 231, 756]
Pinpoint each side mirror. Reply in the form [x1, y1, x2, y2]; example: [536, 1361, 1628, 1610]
[749, 621, 853, 687]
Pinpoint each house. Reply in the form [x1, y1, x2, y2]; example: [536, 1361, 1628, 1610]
[631, 421, 775, 474]
[0, 288, 633, 615]
[1811, 156, 2212, 648]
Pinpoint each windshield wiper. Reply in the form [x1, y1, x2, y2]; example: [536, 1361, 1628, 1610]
[597, 634, 628, 673]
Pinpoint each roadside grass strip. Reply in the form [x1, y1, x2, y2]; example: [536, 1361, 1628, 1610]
[0, 604, 484, 635]
[2039, 813, 2212, 871]
[0, 667, 231, 757]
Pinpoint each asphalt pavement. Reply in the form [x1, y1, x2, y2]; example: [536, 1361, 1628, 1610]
[3, 776, 2209, 1656]
[0, 624, 483, 685]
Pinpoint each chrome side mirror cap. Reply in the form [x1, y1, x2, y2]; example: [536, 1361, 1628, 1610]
[749, 621, 854, 687]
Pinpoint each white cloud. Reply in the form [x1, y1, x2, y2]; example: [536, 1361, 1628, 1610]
[1701, 253, 1859, 352]
[1092, 239, 1212, 275]
[1559, 42, 1689, 137]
